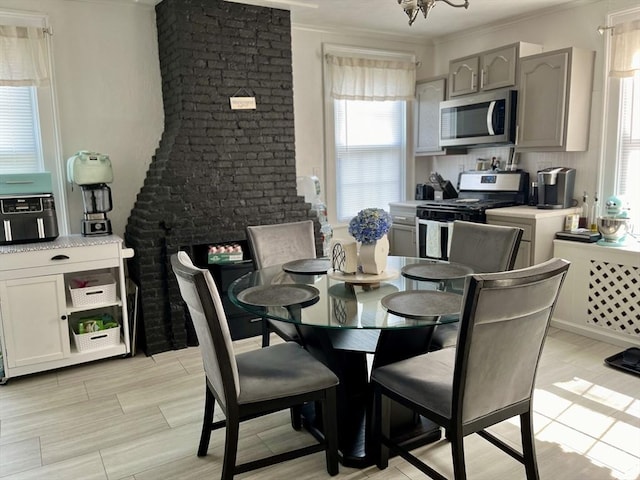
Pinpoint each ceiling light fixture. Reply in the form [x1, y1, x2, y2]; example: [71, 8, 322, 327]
[398, 0, 469, 26]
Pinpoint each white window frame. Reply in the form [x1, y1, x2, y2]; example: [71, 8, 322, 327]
[599, 6, 640, 229]
[323, 44, 413, 227]
[0, 10, 68, 235]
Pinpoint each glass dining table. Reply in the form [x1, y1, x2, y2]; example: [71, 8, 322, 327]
[228, 255, 473, 468]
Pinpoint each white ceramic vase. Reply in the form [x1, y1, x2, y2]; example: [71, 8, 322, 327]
[359, 234, 389, 275]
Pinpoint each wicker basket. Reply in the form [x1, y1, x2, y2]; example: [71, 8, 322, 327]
[72, 325, 121, 352]
[68, 273, 116, 307]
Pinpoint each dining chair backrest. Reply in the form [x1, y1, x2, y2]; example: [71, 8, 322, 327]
[454, 258, 570, 424]
[171, 251, 240, 408]
[247, 220, 317, 269]
[449, 220, 523, 273]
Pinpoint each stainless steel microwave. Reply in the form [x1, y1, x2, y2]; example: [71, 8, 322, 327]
[439, 89, 517, 147]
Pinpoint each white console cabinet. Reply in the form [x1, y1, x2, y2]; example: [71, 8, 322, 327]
[553, 239, 640, 348]
[0, 235, 133, 382]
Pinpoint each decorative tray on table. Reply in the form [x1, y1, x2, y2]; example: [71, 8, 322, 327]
[327, 268, 400, 285]
[237, 284, 320, 308]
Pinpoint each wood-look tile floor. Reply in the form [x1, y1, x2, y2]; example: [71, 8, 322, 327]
[0, 328, 638, 480]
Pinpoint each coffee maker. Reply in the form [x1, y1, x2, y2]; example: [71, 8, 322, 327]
[67, 151, 113, 235]
[537, 167, 575, 209]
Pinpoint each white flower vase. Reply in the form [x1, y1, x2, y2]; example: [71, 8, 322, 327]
[359, 234, 389, 275]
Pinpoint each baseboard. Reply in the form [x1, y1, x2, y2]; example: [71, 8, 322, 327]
[551, 318, 640, 349]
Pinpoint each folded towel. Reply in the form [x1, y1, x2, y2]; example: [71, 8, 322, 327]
[425, 220, 441, 258]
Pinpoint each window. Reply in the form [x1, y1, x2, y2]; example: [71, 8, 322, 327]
[0, 86, 43, 173]
[601, 7, 640, 225]
[615, 73, 639, 216]
[323, 45, 415, 225]
[0, 12, 68, 233]
[334, 99, 405, 222]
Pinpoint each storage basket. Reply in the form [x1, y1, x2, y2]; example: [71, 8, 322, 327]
[72, 324, 121, 352]
[68, 273, 116, 307]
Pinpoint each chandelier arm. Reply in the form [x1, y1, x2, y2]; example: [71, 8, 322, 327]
[437, 0, 469, 9]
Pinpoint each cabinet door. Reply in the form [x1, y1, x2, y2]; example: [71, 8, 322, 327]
[389, 224, 417, 257]
[517, 51, 568, 148]
[415, 77, 446, 155]
[481, 44, 517, 91]
[449, 56, 479, 97]
[0, 275, 69, 368]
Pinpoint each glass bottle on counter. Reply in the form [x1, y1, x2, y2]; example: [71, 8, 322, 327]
[589, 192, 599, 232]
[579, 192, 589, 229]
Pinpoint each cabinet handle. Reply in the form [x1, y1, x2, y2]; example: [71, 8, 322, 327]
[471, 72, 476, 90]
[51, 254, 70, 261]
[61, 315, 67, 321]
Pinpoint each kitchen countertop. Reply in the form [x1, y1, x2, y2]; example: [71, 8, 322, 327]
[0, 234, 124, 254]
[388, 200, 425, 209]
[486, 205, 580, 219]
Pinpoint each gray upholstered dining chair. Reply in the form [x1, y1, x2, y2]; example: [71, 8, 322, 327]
[429, 220, 523, 350]
[246, 220, 317, 347]
[372, 257, 570, 480]
[171, 251, 339, 480]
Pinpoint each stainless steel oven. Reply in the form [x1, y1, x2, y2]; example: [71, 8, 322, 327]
[416, 171, 529, 260]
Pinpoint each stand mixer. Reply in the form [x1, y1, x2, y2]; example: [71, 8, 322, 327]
[597, 195, 631, 247]
[67, 151, 114, 236]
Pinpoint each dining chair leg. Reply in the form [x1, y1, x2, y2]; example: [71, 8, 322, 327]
[450, 428, 467, 480]
[322, 387, 339, 476]
[375, 388, 391, 469]
[521, 411, 540, 480]
[290, 405, 302, 430]
[222, 415, 240, 480]
[261, 317, 271, 347]
[197, 386, 215, 457]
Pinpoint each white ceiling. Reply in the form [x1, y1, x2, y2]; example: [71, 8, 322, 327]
[127, 0, 587, 42]
[223, 0, 587, 42]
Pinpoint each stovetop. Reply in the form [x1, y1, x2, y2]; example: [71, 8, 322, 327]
[418, 197, 518, 212]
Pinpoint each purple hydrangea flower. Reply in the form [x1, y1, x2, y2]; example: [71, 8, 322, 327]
[348, 208, 392, 244]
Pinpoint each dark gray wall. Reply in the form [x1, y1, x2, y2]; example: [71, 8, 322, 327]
[125, 0, 319, 355]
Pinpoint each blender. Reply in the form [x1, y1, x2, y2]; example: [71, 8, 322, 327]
[67, 151, 114, 236]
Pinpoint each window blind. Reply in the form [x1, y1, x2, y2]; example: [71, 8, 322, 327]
[616, 74, 639, 214]
[0, 85, 42, 173]
[334, 99, 405, 222]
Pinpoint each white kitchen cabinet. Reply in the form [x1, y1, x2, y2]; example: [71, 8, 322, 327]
[0, 235, 133, 382]
[486, 206, 579, 269]
[448, 42, 542, 97]
[415, 76, 447, 155]
[389, 224, 416, 257]
[388, 201, 420, 257]
[516, 47, 595, 151]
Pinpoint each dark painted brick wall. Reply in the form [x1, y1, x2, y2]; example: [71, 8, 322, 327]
[125, 0, 319, 355]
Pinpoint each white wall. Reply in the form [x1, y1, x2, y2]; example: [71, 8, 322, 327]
[291, 27, 433, 226]
[0, 0, 163, 238]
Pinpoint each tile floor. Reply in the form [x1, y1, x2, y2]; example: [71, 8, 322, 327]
[0, 328, 638, 480]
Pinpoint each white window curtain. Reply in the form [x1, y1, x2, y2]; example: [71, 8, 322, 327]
[609, 19, 640, 78]
[325, 54, 416, 101]
[0, 25, 49, 86]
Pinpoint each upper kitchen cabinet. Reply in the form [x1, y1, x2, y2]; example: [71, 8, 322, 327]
[415, 76, 446, 155]
[517, 47, 595, 152]
[414, 76, 467, 156]
[448, 42, 543, 97]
